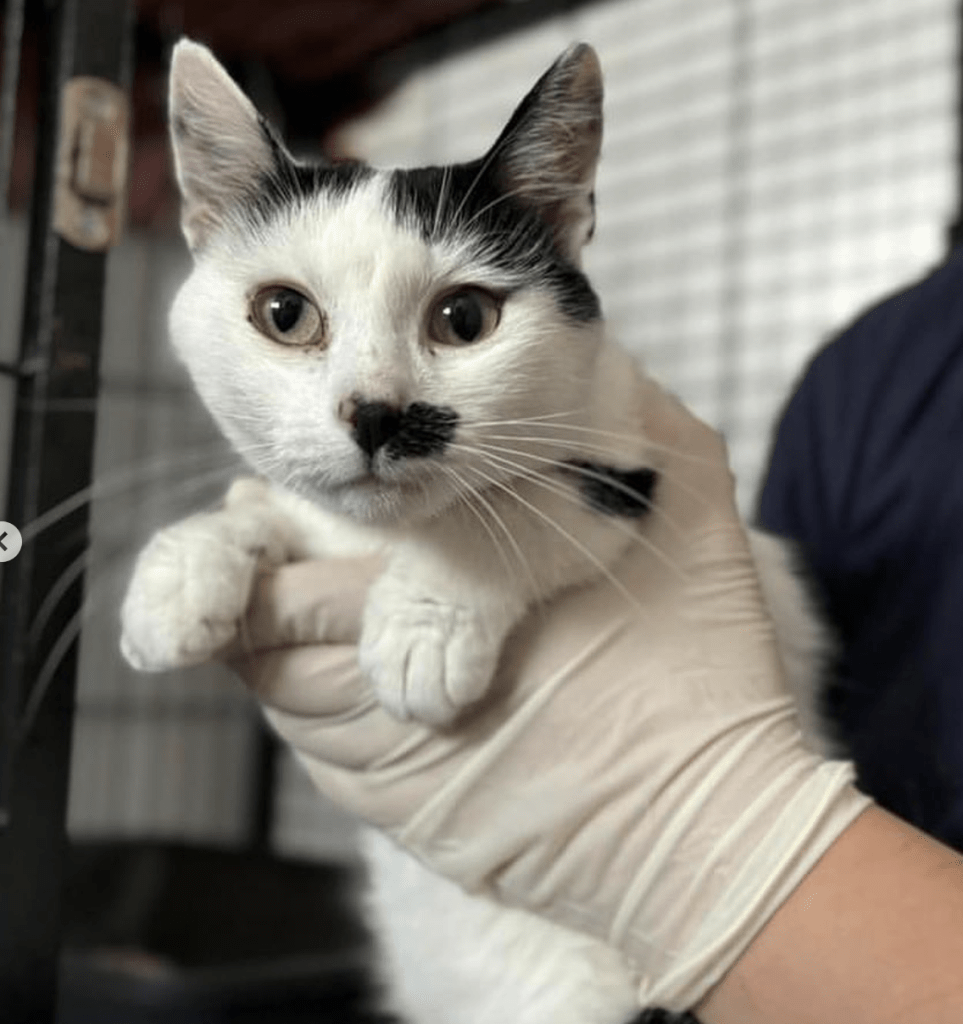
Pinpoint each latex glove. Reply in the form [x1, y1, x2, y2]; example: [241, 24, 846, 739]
[230, 380, 869, 1011]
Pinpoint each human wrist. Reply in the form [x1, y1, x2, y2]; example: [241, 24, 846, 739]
[628, 749, 869, 1011]
[696, 803, 963, 1024]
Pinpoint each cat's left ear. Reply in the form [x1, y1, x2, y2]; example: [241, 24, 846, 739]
[488, 43, 603, 264]
[168, 39, 287, 252]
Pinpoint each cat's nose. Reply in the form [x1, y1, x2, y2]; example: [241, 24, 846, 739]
[341, 398, 403, 458]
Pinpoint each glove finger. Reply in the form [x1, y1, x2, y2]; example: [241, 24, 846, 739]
[638, 379, 741, 534]
[229, 643, 438, 774]
[230, 642, 367, 715]
[221, 556, 382, 659]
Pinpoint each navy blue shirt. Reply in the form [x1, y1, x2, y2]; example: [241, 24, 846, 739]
[758, 254, 963, 852]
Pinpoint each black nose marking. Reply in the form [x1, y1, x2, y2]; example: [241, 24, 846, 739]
[351, 401, 403, 458]
[344, 399, 459, 461]
[388, 402, 458, 459]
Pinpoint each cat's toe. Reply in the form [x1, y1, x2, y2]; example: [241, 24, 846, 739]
[120, 518, 259, 672]
[120, 608, 239, 672]
[360, 600, 498, 726]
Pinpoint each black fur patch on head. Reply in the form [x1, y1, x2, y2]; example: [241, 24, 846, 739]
[387, 164, 601, 323]
[247, 117, 375, 226]
[385, 402, 459, 460]
[563, 460, 657, 518]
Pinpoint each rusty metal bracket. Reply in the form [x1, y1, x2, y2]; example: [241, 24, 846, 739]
[53, 76, 128, 251]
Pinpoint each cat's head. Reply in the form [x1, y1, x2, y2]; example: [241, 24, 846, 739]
[168, 39, 606, 526]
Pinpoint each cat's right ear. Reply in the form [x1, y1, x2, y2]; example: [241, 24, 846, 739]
[169, 40, 281, 252]
[486, 43, 603, 265]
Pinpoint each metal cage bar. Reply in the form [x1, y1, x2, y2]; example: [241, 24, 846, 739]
[0, 0, 133, 1017]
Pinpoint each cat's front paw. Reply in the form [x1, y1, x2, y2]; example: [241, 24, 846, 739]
[120, 510, 274, 672]
[360, 579, 507, 727]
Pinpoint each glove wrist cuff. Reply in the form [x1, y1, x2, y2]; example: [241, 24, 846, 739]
[630, 758, 871, 1010]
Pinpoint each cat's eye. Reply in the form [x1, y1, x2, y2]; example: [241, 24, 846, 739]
[428, 287, 501, 347]
[250, 285, 325, 347]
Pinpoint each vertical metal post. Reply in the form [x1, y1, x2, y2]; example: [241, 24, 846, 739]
[0, 0, 132, 1018]
[0, 0, 25, 247]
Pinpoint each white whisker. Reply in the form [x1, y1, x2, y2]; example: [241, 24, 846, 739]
[436, 463, 532, 594]
[458, 459, 652, 618]
[478, 420, 721, 470]
[26, 462, 243, 646]
[468, 408, 589, 429]
[466, 439, 688, 546]
[453, 442, 687, 582]
[19, 448, 239, 543]
[17, 607, 87, 746]
[447, 129, 517, 229]
[431, 165, 453, 241]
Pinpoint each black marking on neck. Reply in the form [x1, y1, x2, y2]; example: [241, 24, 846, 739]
[387, 164, 601, 323]
[563, 460, 657, 518]
[385, 402, 459, 460]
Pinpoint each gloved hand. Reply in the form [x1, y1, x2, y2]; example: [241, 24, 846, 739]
[229, 380, 869, 1011]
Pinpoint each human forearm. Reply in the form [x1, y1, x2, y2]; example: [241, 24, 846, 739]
[697, 804, 963, 1024]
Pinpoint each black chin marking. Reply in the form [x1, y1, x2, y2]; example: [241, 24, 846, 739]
[385, 402, 459, 460]
[563, 460, 657, 518]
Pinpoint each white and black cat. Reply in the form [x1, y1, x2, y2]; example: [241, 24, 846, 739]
[120, 40, 829, 1024]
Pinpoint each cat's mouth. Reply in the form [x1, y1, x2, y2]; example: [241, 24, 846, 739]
[316, 464, 448, 527]
[281, 458, 444, 525]
[335, 467, 425, 496]
[348, 475, 397, 493]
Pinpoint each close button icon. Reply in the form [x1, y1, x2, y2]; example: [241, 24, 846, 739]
[0, 522, 23, 562]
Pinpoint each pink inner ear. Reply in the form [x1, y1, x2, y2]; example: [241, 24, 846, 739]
[170, 41, 280, 251]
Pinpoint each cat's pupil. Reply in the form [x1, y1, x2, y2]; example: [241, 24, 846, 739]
[444, 293, 483, 342]
[270, 290, 303, 333]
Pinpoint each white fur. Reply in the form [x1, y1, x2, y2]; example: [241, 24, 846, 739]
[140, 172, 655, 724]
[120, 40, 833, 1024]
[362, 828, 640, 1024]
[122, 495, 828, 1024]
